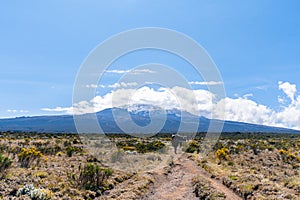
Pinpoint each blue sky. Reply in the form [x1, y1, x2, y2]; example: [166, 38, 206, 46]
[1, 1, 300, 129]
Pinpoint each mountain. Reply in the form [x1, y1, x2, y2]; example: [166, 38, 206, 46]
[0, 106, 299, 134]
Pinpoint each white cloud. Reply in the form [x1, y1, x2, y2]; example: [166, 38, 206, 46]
[278, 96, 285, 104]
[234, 93, 239, 97]
[43, 86, 214, 116]
[42, 81, 300, 130]
[105, 68, 156, 74]
[41, 107, 72, 113]
[275, 95, 300, 129]
[7, 109, 17, 113]
[85, 84, 98, 88]
[19, 110, 29, 113]
[131, 69, 156, 74]
[85, 82, 138, 89]
[108, 82, 138, 88]
[7, 109, 29, 113]
[188, 81, 223, 85]
[278, 81, 296, 103]
[213, 81, 300, 130]
[214, 97, 274, 126]
[105, 69, 129, 74]
[243, 93, 253, 99]
[255, 85, 268, 90]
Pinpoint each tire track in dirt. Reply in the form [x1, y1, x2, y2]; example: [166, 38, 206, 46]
[140, 153, 242, 200]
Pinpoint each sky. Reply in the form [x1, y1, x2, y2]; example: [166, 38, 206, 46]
[1, 1, 300, 129]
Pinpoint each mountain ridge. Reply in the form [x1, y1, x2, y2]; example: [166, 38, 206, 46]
[0, 106, 299, 134]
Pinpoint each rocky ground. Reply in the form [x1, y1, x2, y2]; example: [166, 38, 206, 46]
[0, 132, 299, 199]
[141, 153, 241, 200]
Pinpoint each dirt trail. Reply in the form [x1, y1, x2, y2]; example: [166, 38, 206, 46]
[140, 153, 242, 200]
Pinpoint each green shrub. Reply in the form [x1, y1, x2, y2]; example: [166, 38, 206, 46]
[185, 140, 200, 153]
[66, 145, 75, 157]
[0, 153, 12, 173]
[64, 140, 71, 147]
[18, 147, 43, 168]
[147, 140, 166, 152]
[136, 140, 166, 153]
[228, 161, 235, 166]
[66, 145, 83, 157]
[78, 163, 113, 191]
[117, 139, 166, 154]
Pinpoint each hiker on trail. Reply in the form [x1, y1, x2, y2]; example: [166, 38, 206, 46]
[171, 134, 186, 154]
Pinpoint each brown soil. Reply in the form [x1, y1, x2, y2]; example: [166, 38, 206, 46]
[140, 153, 242, 200]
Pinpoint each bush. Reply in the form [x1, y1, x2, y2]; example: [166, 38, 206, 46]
[136, 140, 166, 153]
[66, 145, 83, 157]
[216, 147, 230, 161]
[66, 145, 75, 157]
[122, 146, 136, 151]
[16, 184, 52, 200]
[18, 147, 43, 168]
[0, 153, 12, 173]
[117, 139, 166, 154]
[78, 163, 113, 191]
[35, 171, 48, 179]
[279, 149, 300, 163]
[185, 140, 200, 153]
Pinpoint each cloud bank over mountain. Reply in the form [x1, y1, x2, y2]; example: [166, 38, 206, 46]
[42, 81, 300, 130]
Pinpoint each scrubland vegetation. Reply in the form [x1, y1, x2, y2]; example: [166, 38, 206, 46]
[0, 131, 299, 199]
[188, 133, 300, 199]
